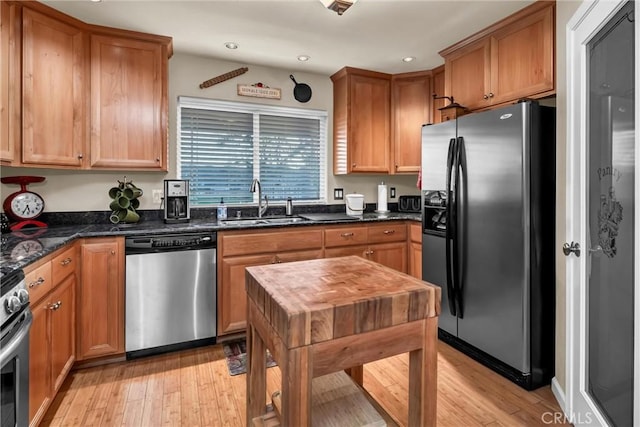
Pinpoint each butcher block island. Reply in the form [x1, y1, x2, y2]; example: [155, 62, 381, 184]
[245, 256, 441, 427]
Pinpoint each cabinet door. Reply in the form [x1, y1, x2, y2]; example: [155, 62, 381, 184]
[21, 8, 86, 167]
[50, 274, 75, 392]
[78, 238, 124, 359]
[431, 65, 446, 125]
[489, 4, 554, 105]
[408, 241, 422, 280]
[0, 2, 13, 163]
[444, 38, 491, 111]
[368, 242, 407, 273]
[349, 74, 390, 173]
[218, 254, 274, 335]
[90, 34, 166, 170]
[408, 223, 422, 279]
[392, 74, 431, 174]
[29, 300, 51, 426]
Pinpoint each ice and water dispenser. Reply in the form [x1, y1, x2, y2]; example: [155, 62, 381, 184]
[422, 190, 447, 236]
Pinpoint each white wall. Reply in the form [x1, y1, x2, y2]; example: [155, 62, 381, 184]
[0, 53, 420, 213]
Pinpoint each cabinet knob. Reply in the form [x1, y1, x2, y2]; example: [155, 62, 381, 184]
[60, 257, 72, 266]
[488, 92, 494, 98]
[29, 277, 45, 288]
[78, 154, 84, 159]
[383, 230, 395, 235]
[156, 158, 160, 162]
[352, 163, 356, 167]
[483, 94, 489, 100]
[110, 250, 116, 255]
[340, 232, 354, 237]
[49, 301, 62, 311]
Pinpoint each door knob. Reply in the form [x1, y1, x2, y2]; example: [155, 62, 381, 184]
[562, 242, 581, 257]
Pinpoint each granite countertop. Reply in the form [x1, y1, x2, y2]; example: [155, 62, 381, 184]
[0, 212, 421, 275]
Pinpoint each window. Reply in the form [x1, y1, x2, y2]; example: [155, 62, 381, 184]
[178, 97, 327, 206]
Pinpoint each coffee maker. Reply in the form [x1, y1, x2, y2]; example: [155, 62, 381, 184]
[164, 179, 190, 223]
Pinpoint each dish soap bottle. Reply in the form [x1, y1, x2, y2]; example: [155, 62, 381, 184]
[217, 198, 227, 220]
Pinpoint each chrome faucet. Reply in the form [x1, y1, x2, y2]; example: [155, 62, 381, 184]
[250, 179, 269, 217]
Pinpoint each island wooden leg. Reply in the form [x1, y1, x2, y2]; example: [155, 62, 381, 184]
[345, 365, 364, 386]
[246, 307, 267, 426]
[408, 316, 438, 427]
[281, 346, 312, 426]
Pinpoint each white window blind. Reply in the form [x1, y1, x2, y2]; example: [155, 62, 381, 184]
[178, 97, 327, 206]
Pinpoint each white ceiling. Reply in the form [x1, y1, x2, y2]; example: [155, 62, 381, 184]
[42, 0, 535, 76]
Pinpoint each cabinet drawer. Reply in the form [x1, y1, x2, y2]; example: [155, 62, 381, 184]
[324, 226, 368, 247]
[221, 228, 323, 257]
[25, 262, 52, 305]
[52, 245, 77, 283]
[367, 223, 407, 243]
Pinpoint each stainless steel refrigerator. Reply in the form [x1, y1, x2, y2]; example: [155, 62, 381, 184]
[421, 101, 555, 390]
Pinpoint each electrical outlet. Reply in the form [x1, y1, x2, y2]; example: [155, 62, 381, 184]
[334, 188, 344, 200]
[390, 187, 396, 198]
[152, 189, 163, 204]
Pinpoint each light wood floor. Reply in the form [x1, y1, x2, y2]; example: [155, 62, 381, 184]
[41, 341, 568, 426]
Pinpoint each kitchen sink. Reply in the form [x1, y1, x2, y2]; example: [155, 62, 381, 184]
[219, 216, 309, 226]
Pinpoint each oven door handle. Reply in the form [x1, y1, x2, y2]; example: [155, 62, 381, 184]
[0, 310, 33, 365]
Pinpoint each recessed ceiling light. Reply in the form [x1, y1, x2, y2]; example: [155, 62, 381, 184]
[297, 55, 310, 62]
[225, 42, 238, 50]
[402, 56, 415, 63]
[89, 0, 102, 3]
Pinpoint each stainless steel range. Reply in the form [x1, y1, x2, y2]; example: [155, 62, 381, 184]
[124, 232, 217, 359]
[1, 267, 31, 427]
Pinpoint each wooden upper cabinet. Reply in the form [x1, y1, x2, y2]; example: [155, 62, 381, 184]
[431, 65, 445, 124]
[90, 34, 168, 170]
[489, 4, 554, 105]
[441, 1, 555, 111]
[443, 37, 491, 111]
[0, 2, 14, 164]
[331, 67, 391, 174]
[391, 71, 432, 174]
[21, 7, 87, 167]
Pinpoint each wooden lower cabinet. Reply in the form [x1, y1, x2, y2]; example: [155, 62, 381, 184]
[408, 222, 423, 279]
[218, 227, 324, 336]
[29, 300, 50, 425]
[78, 237, 124, 359]
[325, 242, 407, 272]
[369, 241, 407, 273]
[29, 274, 76, 427]
[219, 253, 274, 335]
[218, 249, 323, 335]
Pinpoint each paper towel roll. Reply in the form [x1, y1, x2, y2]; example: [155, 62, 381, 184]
[376, 183, 389, 213]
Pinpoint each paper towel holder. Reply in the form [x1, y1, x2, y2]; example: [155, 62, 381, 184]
[375, 181, 390, 214]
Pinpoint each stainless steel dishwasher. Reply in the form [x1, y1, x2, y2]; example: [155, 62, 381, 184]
[125, 232, 216, 358]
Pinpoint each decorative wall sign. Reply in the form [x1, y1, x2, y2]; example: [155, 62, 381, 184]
[237, 83, 281, 99]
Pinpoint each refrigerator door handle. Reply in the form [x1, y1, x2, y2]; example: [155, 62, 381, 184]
[454, 136, 465, 318]
[445, 138, 457, 316]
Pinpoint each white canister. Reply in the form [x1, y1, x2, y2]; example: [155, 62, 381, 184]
[345, 193, 365, 216]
